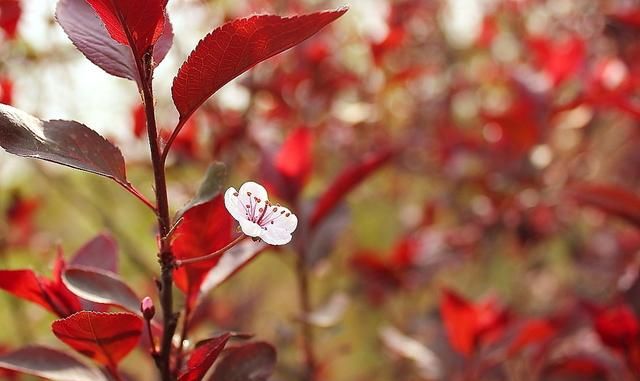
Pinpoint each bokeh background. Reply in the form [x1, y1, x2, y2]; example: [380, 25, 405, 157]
[2, 0, 640, 380]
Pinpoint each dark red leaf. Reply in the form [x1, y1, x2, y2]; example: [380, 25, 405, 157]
[70, 233, 118, 274]
[172, 8, 347, 121]
[0, 104, 128, 185]
[62, 267, 140, 314]
[310, 147, 395, 228]
[171, 196, 234, 305]
[208, 342, 276, 381]
[56, 0, 172, 85]
[179, 333, 231, 381]
[0, 346, 107, 381]
[274, 127, 313, 191]
[52, 311, 143, 367]
[85, 0, 166, 56]
[568, 183, 640, 228]
[0, 0, 21, 40]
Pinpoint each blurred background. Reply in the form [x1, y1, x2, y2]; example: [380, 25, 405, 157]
[2, 0, 640, 380]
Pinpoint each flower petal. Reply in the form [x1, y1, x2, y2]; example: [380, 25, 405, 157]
[239, 219, 263, 238]
[274, 206, 298, 232]
[224, 187, 249, 222]
[260, 226, 293, 245]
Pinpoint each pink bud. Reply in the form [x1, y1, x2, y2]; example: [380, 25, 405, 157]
[141, 296, 155, 320]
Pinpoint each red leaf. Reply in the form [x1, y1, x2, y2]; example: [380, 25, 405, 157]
[528, 35, 585, 85]
[274, 127, 313, 191]
[506, 319, 556, 356]
[0, 270, 65, 315]
[0, 77, 13, 105]
[171, 196, 234, 305]
[310, 148, 395, 228]
[208, 342, 277, 381]
[0, 346, 107, 381]
[0, 104, 128, 185]
[52, 311, 143, 367]
[62, 267, 140, 314]
[440, 289, 509, 357]
[0, 0, 21, 40]
[544, 355, 610, 378]
[440, 290, 478, 356]
[592, 304, 640, 351]
[70, 233, 118, 274]
[568, 183, 640, 228]
[172, 8, 347, 121]
[5, 191, 39, 247]
[179, 333, 231, 381]
[85, 0, 166, 56]
[56, 0, 172, 85]
[131, 104, 146, 138]
[0, 253, 81, 317]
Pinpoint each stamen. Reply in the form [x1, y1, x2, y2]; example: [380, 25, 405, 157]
[233, 192, 239, 196]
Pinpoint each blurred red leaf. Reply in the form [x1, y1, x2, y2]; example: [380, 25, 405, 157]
[85, 0, 166, 57]
[56, 0, 172, 85]
[0, 346, 107, 381]
[310, 147, 395, 228]
[0, 77, 13, 105]
[172, 196, 234, 305]
[568, 183, 640, 228]
[506, 318, 556, 356]
[172, 8, 347, 121]
[591, 304, 640, 351]
[52, 311, 143, 367]
[131, 104, 146, 138]
[160, 117, 198, 158]
[0, 0, 21, 40]
[440, 289, 510, 357]
[528, 35, 585, 86]
[70, 233, 118, 274]
[544, 355, 609, 379]
[370, 26, 405, 65]
[179, 333, 231, 381]
[0, 104, 128, 185]
[208, 342, 276, 381]
[351, 253, 404, 304]
[5, 191, 39, 247]
[274, 127, 313, 193]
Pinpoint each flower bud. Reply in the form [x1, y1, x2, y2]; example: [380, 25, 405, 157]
[141, 296, 155, 320]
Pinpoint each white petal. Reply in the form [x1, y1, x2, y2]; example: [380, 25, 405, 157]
[239, 219, 263, 238]
[272, 207, 298, 232]
[238, 182, 268, 203]
[234, 181, 269, 221]
[260, 227, 293, 245]
[224, 187, 249, 222]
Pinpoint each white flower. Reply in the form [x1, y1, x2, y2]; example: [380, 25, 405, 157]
[224, 181, 298, 245]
